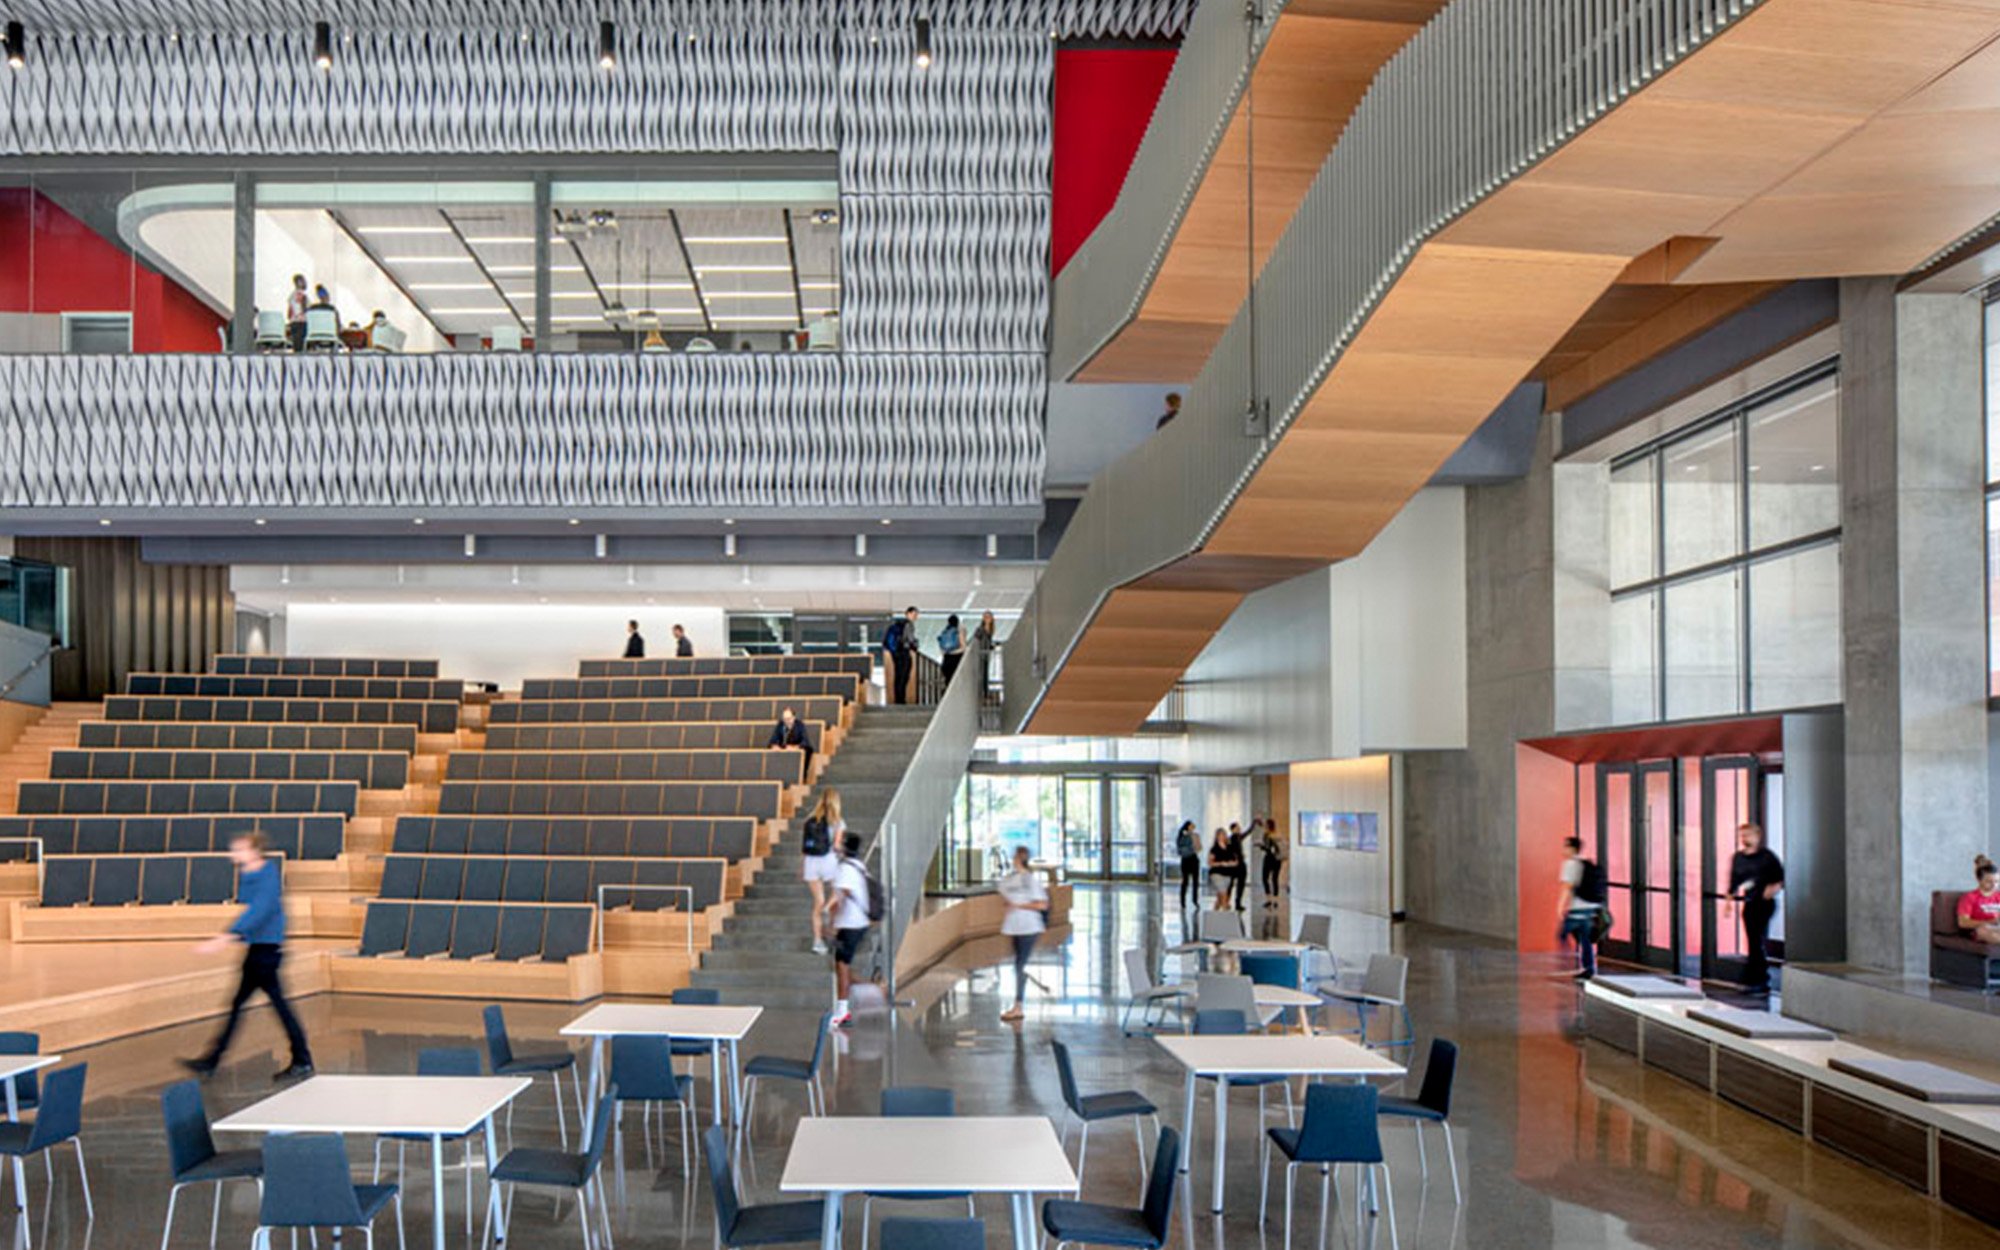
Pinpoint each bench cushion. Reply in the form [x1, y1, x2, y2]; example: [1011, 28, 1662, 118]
[1593, 974, 1704, 1000]
[1828, 1056, 2000, 1104]
[1685, 1006, 1834, 1040]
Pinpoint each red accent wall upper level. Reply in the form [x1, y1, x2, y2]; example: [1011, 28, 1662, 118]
[0, 188, 222, 352]
[1051, 46, 1178, 276]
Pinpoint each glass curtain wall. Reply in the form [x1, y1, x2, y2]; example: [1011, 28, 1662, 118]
[1606, 365, 1842, 721]
[942, 770, 1158, 888]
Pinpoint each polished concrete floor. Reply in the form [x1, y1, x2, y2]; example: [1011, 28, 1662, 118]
[12, 884, 2000, 1250]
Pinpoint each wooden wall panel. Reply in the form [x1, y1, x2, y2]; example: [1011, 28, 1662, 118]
[1640, 1022, 1713, 1089]
[1714, 1048, 1807, 1133]
[1810, 1086, 1931, 1193]
[13, 538, 234, 701]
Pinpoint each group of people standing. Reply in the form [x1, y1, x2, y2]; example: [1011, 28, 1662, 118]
[881, 607, 996, 705]
[1173, 817, 1285, 911]
[622, 620, 694, 658]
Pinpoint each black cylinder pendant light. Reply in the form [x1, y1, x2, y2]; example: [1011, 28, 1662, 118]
[598, 20, 618, 71]
[5, 21, 26, 71]
[312, 20, 332, 72]
[914, 17, 932, 68]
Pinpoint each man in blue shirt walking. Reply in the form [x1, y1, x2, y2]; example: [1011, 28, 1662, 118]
[182, 831, 314, 1082]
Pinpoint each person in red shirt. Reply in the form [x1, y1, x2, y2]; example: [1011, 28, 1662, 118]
[1958, 855, 2000, 944]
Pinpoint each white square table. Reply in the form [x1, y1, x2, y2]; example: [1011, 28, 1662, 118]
[1155, 1034, 1404, 1212]
[1253, 985, 1325, 1033]
[0, 1055, 58, 1213]
[213, 1073, 530, 1250]
[562, 1003, 762, 1131]
[781, 1115, 1077, 1250]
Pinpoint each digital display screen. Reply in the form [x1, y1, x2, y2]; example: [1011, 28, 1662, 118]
[1297, 810, 1379, 853]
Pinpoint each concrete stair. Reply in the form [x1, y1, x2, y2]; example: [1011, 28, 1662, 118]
[690, 703, 934, 1007]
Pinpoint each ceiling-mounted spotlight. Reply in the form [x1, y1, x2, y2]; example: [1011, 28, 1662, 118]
[280, 564, 292, 586]
[914, 17, 932, 68]
[740, 564, 753, 586]
[589, 209, 618, 231]
[809, 208, 840, 227]
[598, 20, 617, 71]
[724, 533, 738, 559]
[463, 534, 477, 558]
[312, 20, 332, 72]
[7, 20, 27, 70]
[855, 534, 868, 559]
[594, 534, 608, 559]
[985, 533, 998, 559]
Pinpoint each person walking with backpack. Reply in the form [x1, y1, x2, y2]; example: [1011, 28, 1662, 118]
[1174, 821, 1202, 909]
[1558, 835, 1607, 979]
[997, 845, 1049, 1023]
[826, 830, 878, 1028]
[799, 789, 845, 956]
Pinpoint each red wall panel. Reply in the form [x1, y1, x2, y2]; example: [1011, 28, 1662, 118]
[1051, 46, 1177, 275]
[1516, 743, 1579, 954]
[0, 188, 223, 352]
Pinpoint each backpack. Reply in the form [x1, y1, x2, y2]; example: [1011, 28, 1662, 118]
[861, 863, 887, 924]
[1575, 857, 1608, 906]
[801, 815, 831, 858]
[1174, 829, 1198, 858]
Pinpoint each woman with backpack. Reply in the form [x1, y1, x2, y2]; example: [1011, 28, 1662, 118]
[800, 789, 845, 956]
[1558, 835, 1607, 979]
[939, 614, 966, 686]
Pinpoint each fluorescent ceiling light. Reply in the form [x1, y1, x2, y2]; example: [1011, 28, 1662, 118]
[428, 307, 510, 315]
[551, 314, 610, 323]
[601, 281, 695, 292]
[361, 225, 453, 236]
[382, 256, 475, 265]
[463, 236, 537, 245]
[408, 282, 494, 292]
[798, 281, 840, 290]
[682, 235, 789, 245]
[694, 264, 791, 274]
[710, 315, 800, 323]
[703, 291, 796, 300]
[488, 264, 583, 275]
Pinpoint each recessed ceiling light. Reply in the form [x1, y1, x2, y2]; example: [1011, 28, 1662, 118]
[567, 518, 580, 526]
[682, 236, 789, 245]
[427, 307, 511, 315]
[462, 236, 537, 246]
[382, 256, 477, 265]
[723, 518, 735, 526]
[412, 518, 426, 526]
[798, 281, 840, 290]
[703, 291, 797, 300]
[408, 283, 493, 292]
[710, 315, 801, 323]
[254, 518, 267, 526]
[361, 226, 454, 236]
[1810, 464, 1826, 472]
[879, 518, 892, 526]
[97, 518, 110, 526]
[693, 264, 792, 274]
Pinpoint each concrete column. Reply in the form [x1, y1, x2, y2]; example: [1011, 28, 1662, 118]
[1838, 278, 1990, 974]
[533, 174, 552, 349]
[230, 172, 256, 353]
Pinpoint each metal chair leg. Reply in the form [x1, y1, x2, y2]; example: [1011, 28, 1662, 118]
[160, 1181, 183, 1250]
[1131, 1116, 1146, 1185]
[1414, 1121, 1428, 1181]
[552, 1070, 570, 1151]
[1441, 1122, 1462, 1204]
[72, 1138, 92, 1219]
[1075, 1122, 1089, 1188]
[210, 1180, 225, 1248]
[1379, 1162, 1399, 1249]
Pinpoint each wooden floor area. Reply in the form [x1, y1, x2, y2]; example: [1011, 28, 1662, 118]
[0, 934, 348, 1051]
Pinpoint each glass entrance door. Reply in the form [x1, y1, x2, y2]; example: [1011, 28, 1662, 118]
[1596, 761, 1678, 970]
[1059, 775, 1155, 881]
[1700, 758, 1784, 984]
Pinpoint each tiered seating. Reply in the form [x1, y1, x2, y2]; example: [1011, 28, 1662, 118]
[357, 900, 595, 962]
[16, 780, 360, 816]
[342, 655, 873, 999]
[0, 814, 344, 860]
[126, 673, 463, 701]
[214, 655, 441, 677]
[377, 853, 725, 910]
[446, 750, 801, 785]
[435, 780, 779, 818]
[489, 695, 842, 727]
[49, 748, 409, 790]
[78, 722, 419, 752]
[577, 654, 872, 678]
[103, 696, 459, 733]
[392, 815, 756, 859]
[518, 674, 860, 701]
[39, 853, 251, 907]
[483, 721, 822, 752]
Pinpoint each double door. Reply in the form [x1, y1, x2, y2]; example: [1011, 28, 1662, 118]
[1593, 757, 1782, 982]
[1060, 775, 1152, 881]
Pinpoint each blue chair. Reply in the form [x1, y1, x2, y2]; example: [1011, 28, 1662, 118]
[670, 987, 721, 1114]
[1051, 1039, 1157, 1193]
[609, 1035, 697, 1182]
[160, 1079, 262, 1250]
[1040, 1126, 1179, 1249]
[1259, 1084, 1395, 1250]
[372, 1047, 485, 1234]
[483, 1003, 582, 1147]
[483, 1086, 616, 1250]
[1379, 1038, 1459, 1203]
[739, 1009, 831, 1142]
[702, 1123, 824, 1248]
[0, 1031, 40, 1113]
[860, 1088, 975, 1250]
[0, 1062, 90, 1223]
[252, 1133, 402, 1250]
[879, 1218, 985, 1250]
[1238, 952, 1301, 990]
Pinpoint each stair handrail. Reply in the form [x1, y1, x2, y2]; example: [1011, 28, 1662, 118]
[0, 642, 53, 706]
[869, 659, 984, 1003]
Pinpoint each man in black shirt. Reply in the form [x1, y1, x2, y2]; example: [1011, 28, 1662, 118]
[1728, 823, 1784, 992]
[672, 624, 694, 657]
[767, 706, 814, 776]
[1155, 391, 1182, 430]
[623, 620, 645, 658]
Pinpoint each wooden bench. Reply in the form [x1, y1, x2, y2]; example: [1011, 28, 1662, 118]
[444, 749, 801, 787]
[103, 696, 460, 734]
[377, 853, 727, 912]
[127, 673, 465, 701]
[483, 720, 823, 753]
[50, 748, 409, 791]
[435, 780, 783, 821]
[0, 814, 345, 860]
[485, 695, 844, 730]
[518, 673, 862, 703]
[17, 779, 360, 818]
[578, 654, 872, 679]
[390, 815, 757, 862]
[78, 721, 420, 754]
[214, 656, 441, 678]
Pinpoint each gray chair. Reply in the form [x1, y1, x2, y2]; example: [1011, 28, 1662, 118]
[1197, 910, 1246, 945]
[1321, 954, 1414, 1053]
[301, 307, 340, 352]
[253, 310, 288, 352]
[1195, 973, 1281, 1032]
[1295, 914, 1337, 986]
[1121, 949, 1190, 1035]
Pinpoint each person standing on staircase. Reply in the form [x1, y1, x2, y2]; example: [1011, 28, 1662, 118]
[800, 789, 845, 956]
[827, 830, 874, 1028]
[882, 606, 919, 704]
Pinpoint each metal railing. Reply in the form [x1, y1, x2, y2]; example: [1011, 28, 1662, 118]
[1006, 0, 1765, 732]
[0, 642, 53, 708]
[1049, 0, 1277, 379]
[871, 650, 984, 1000]
[594, 883, 696, 960]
